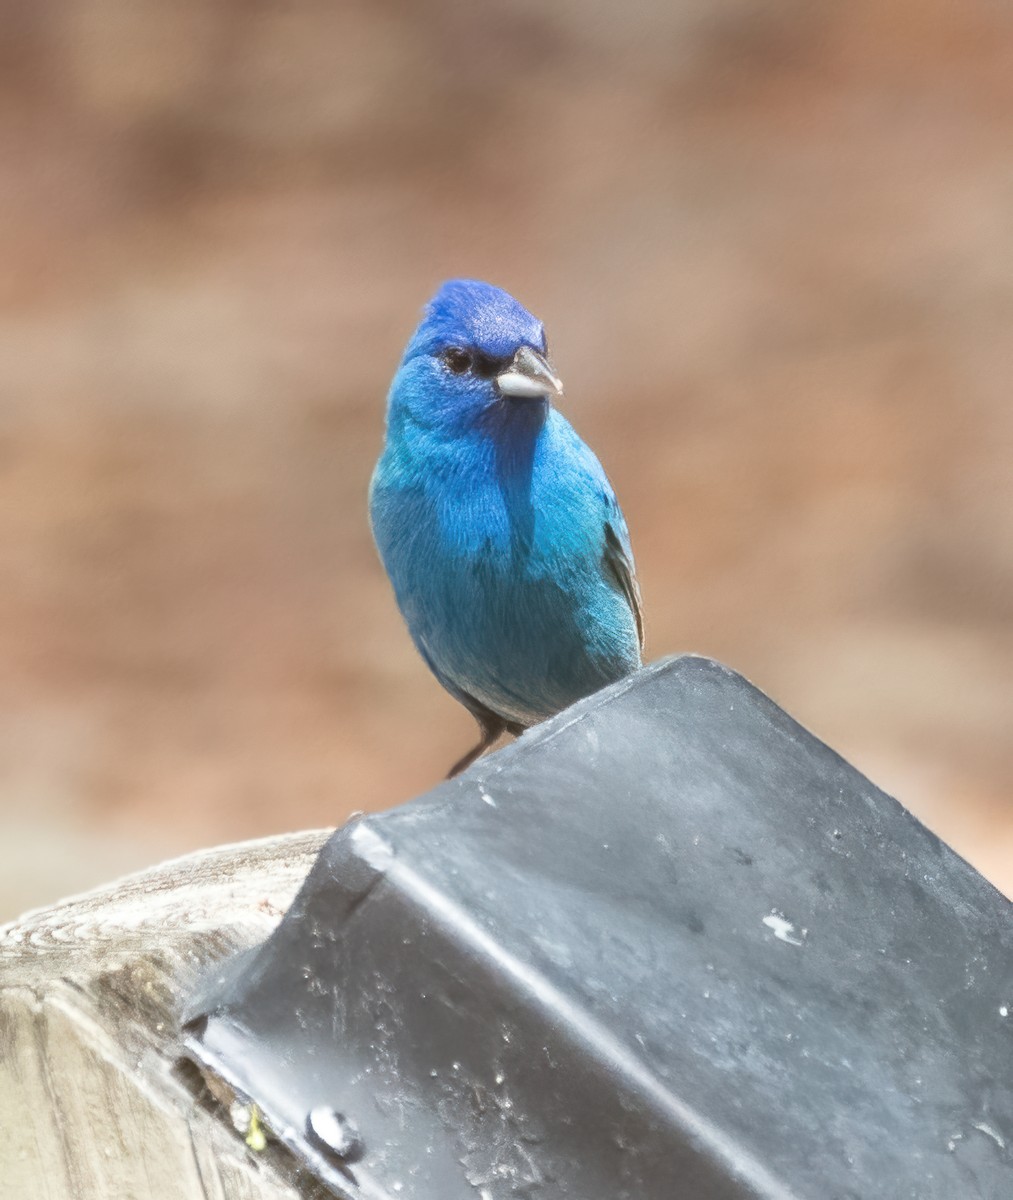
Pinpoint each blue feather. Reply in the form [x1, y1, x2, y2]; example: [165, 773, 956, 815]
[370, 280, 643, 773]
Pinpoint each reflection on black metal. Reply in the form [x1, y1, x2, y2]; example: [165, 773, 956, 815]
[184, 656, 1013, 1199]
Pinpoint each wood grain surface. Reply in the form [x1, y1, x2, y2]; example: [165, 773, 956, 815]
[0, 831, 331, 1200]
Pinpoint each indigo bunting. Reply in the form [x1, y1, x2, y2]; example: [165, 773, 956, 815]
[370, 280, 643, 776]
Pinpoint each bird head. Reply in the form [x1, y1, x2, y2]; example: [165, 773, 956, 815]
[390, 280, 562, 432]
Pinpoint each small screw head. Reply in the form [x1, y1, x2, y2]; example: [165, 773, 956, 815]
[307, 1106, 363, 1162]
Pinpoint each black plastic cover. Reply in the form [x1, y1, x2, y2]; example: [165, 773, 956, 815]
[184, 656, 1013, 1199]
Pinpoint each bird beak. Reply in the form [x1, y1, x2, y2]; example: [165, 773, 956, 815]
[495, 346, 563, 400]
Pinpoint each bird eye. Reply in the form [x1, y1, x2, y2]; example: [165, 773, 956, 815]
[441, 347, 472, 375]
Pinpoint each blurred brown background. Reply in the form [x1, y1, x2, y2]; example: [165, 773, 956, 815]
[1, 0, 1011, 918]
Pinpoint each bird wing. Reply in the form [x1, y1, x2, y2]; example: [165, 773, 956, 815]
[555, 414, 644, 653]
[603, 511, 645, 652]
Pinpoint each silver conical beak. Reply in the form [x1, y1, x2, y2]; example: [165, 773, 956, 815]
[495, 345, 563, 400]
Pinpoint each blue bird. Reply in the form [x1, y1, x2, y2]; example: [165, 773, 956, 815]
[370, 279, 644, 776]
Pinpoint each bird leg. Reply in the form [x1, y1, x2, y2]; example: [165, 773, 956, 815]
[446, 715, 507, 778]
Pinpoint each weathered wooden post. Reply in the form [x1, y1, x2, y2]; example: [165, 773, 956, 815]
[1, 831, 330, 1199]
[3, 657, 1011, 1198]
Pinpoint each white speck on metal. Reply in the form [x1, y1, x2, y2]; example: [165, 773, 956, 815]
[762, 912, 804, 947]
[973, 1123, 1007, 1150]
